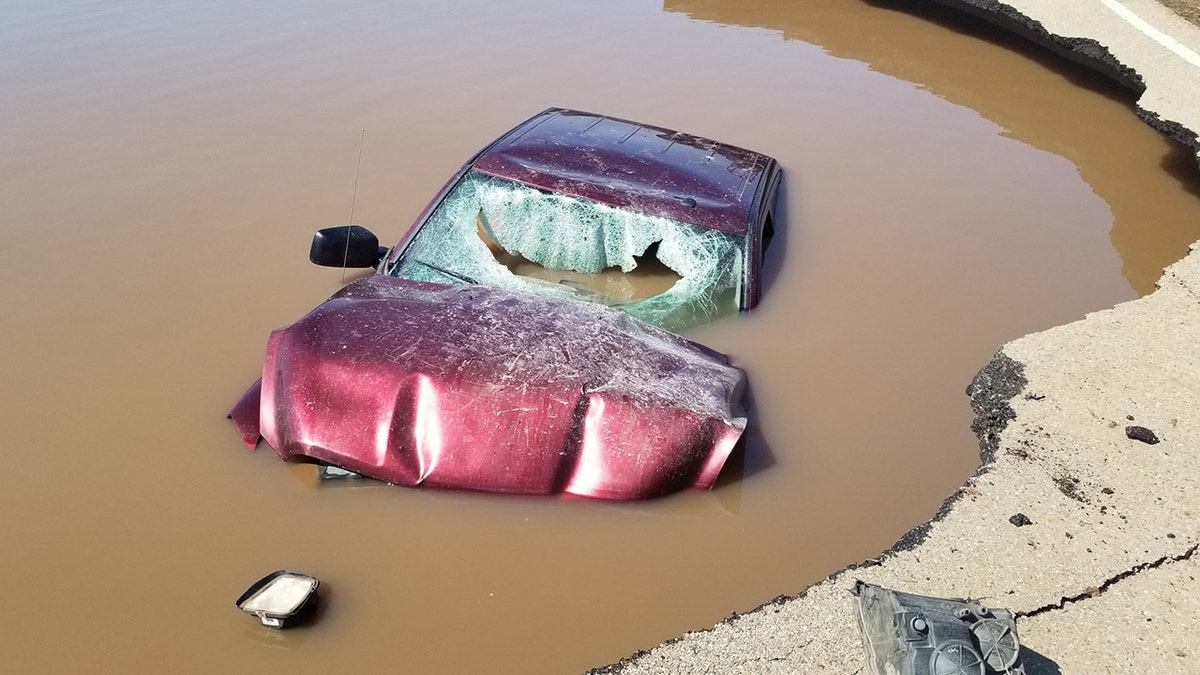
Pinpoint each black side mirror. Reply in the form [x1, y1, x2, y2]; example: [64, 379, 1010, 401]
[309, 225, 388, 268]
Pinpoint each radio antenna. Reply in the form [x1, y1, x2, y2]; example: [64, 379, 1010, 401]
[342, 129, 366, 284]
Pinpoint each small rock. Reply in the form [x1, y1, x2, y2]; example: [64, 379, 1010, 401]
[1009, 513, 1033, 527]
[1126, 426, 1160, 444]
[1102, 487, 1115, 494]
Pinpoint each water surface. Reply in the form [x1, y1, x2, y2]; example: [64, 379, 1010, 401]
[3, 1, 1199, 672]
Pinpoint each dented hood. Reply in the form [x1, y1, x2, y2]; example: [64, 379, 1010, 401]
[231, 276, 748, 499]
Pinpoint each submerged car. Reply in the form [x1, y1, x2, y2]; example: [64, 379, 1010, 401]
[312, 107, 782, 331]
[231, 276, 748, 499]
[233, 109, 780, 499]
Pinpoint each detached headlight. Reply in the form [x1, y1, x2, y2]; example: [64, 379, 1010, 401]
[236, 570, 320, 629]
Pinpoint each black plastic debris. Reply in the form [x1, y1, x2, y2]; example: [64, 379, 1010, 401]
[317, 464, 368, 481]
[1125, 425, 1160, 445]
[236, 570, 320, 629]
[851, 580, 1025, 675]
[1009, 513, 1033, 527]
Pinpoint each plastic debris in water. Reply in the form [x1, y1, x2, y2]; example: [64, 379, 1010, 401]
[236, 570, 320, 629]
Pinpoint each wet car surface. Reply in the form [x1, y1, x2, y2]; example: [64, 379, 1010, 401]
[321, 107, 783, 331]
[231, 276, 747, 499]
[237, 109, 775, 498]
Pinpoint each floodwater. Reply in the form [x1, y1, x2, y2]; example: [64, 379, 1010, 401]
[3, 0, 1199, 672]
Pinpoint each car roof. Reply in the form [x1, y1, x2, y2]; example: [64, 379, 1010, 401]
[470, 108, 774, 235]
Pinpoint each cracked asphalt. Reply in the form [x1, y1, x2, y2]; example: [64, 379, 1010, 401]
[594, 1, 1200, 673]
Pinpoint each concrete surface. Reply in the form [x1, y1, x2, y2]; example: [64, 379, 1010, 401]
[931, 0, 1200, 158]
[593, 1, 1200, 672]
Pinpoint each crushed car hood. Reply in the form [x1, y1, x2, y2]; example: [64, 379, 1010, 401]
[231, 276, 748, 499]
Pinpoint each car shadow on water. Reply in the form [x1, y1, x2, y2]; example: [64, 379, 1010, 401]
[757, 178, 794, 311]
[713, 375, 778, 494]
[713, 433, 776, 494]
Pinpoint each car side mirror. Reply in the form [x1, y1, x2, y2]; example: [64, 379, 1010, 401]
[309, 225, 387, 268]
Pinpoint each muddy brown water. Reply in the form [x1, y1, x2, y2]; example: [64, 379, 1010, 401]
[4, 0, 1200, 672]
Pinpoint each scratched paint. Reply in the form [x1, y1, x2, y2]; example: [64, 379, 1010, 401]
[3, 0, 1200, 672]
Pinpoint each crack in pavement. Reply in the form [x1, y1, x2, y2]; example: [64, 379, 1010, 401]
[1017, 543, 1199, 618]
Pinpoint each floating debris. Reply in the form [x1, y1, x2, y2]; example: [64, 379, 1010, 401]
[236, 570, 320, 629]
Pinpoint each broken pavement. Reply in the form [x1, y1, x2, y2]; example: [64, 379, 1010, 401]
[594, 1, 1200, 672]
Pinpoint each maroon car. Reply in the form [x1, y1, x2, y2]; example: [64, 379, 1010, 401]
[314, 107, 782, 331]
[232, 109, 781, 499]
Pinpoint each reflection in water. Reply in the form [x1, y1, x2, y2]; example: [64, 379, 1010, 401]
[479, 216, 684, 304]
[4, 1, 1200, 673]
[666, 0, 1200, 294]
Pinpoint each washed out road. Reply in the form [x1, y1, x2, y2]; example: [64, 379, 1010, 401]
[597, 1, 1200, 672]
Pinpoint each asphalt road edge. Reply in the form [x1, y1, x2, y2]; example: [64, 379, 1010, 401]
[592, 1, 1200, 672]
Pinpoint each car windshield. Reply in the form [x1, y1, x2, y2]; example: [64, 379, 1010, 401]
[386, 170, 744, 330]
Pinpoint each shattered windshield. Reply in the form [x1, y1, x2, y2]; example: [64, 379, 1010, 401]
[386, 171, 744, 330]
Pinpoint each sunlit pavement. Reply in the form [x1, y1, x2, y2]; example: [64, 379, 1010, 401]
[597, 1, 1200, 673]
[982, 0, 1200, 154]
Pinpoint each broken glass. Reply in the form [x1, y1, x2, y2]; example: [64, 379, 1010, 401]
[386, 171, 744, 331]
